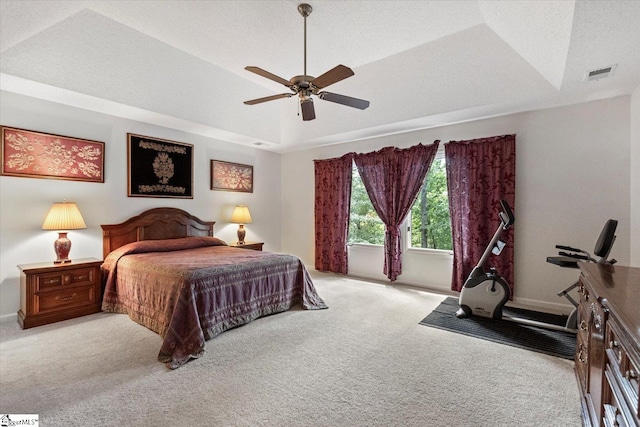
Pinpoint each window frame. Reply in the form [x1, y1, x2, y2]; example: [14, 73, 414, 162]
[347, 146, 452, 257]
[405, 146, 452, 254]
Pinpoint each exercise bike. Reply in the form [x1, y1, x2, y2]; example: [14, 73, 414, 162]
[545, 218, 618, 322]
[455, 200, 616, 334]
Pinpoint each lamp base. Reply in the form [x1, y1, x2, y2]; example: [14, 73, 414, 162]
[53, 232, 72, 264]
[237, 224, 246, 245]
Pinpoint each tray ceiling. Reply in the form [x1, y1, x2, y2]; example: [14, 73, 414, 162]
[1, 1, 639, 152]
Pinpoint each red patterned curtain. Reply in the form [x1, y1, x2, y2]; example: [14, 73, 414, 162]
[314, 153, 355, 274]
[354, 142, 440, 281]
[445, 134, 516, 294]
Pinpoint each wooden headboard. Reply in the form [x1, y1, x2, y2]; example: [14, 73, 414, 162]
[101, 207, 215, 258]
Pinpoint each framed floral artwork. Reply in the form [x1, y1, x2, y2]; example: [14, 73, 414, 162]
[210, 160, 253, 193]
[1, 126, 104, 182]
[127, 133, 193, 198]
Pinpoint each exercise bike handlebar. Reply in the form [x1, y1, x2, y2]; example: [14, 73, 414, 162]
[556, 244, 582, 252]
[558, 251, 590, 260]
[499, 200, 515, 229]
[471, 200, 514, 271]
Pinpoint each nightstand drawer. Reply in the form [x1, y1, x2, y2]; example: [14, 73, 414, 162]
[35, 267, 97, 292]
[36, 285, 96, 314]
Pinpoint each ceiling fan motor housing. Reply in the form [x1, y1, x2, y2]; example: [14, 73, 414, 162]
[298, 4, 312, 18]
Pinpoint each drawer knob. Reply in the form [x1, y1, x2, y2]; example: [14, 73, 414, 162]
[56, 293, 77, 302]
[604, 404, 621, 427]
[594, 314, 602, 331]
[625, 369, 637, 380]
[579, 320, 588, 331]
[590, 303, 602, 331]
[578, 345, 588, 364]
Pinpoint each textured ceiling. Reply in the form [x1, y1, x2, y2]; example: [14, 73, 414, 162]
[1, 0, 639, 152]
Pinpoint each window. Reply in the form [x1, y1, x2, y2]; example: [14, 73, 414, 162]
[348, 156, 452, 250]
[348, 164, 385, 244]
[408, 157, 452, 250]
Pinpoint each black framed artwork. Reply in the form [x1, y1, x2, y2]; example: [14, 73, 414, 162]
[127, 133, 193, 198]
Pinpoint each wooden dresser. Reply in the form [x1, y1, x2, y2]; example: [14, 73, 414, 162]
[18, 258, 103, 329]
[576, 262, 639, 427]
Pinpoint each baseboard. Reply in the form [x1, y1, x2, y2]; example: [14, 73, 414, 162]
[0, 312, 18, 324]
[312, 269, 576, 316]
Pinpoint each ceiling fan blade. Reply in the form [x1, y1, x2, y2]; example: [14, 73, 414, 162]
[245, 66, 292, 87]
[300, 98, 316, 121]
[244, 93, 293, 105]
[312, 65, 354, 89]
[318, 92, 370, 110]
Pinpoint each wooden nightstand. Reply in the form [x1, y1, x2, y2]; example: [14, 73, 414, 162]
[18, 257, 103, 329]
[229, 241, 264, 251]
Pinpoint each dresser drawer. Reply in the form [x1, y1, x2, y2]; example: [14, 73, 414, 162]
[576, 332, 589, 393]
[35, 266, 97, 292]
[578, 277, 591, 304]
[604, 368, 635, 427]
[578, 300, 590, 341]
[607, 320, 640, 422]
[607, 323, 624, 369]
[36, 285, 96, 314]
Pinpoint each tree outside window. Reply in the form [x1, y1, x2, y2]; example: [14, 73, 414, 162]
[409, 158, 452, 250]
[348, 164, 385, 244]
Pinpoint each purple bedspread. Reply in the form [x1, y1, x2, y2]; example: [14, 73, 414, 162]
[101, 237, 327, 369]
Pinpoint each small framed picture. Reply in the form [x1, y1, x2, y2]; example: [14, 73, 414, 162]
[210, 160, 253, 193]
[127, 133, 193, 198]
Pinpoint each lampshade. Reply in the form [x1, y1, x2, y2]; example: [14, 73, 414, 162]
[42, 202, 87, 231]
[230, 205, 252, 224]
[41, 201, 86, 264]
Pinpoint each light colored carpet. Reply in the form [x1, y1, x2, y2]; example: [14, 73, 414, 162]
[0, 272, 581, 427]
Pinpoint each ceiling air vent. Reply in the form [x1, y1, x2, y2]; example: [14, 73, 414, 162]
[584, 64, 617, 82]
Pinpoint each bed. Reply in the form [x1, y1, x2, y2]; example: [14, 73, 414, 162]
[100, 207, 327, 369]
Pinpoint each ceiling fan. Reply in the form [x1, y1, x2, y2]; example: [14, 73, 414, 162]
[243, 3, 369, 121]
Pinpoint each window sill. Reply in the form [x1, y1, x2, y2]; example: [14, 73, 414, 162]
[347, 242, 383, 248]
[405, 247, 453, 257]
[348, 243, 453, 257]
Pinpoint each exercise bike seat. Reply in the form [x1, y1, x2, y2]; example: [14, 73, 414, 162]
[546, 256, 579, 268]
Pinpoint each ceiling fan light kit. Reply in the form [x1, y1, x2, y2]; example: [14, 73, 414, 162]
[244, 3, 369, 121]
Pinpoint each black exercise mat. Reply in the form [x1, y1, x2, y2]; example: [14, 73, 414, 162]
[419, 297, 576, 359]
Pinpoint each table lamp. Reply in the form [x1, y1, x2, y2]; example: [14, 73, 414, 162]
[230, 205, 252, 244]
[41, 201, 87, 263]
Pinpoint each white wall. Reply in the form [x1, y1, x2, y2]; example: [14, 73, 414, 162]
[0, 91, 282, 320]
[630, 83, 640, 267]
[281, 96, 632, 313]
[1, 92, 633, 320]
